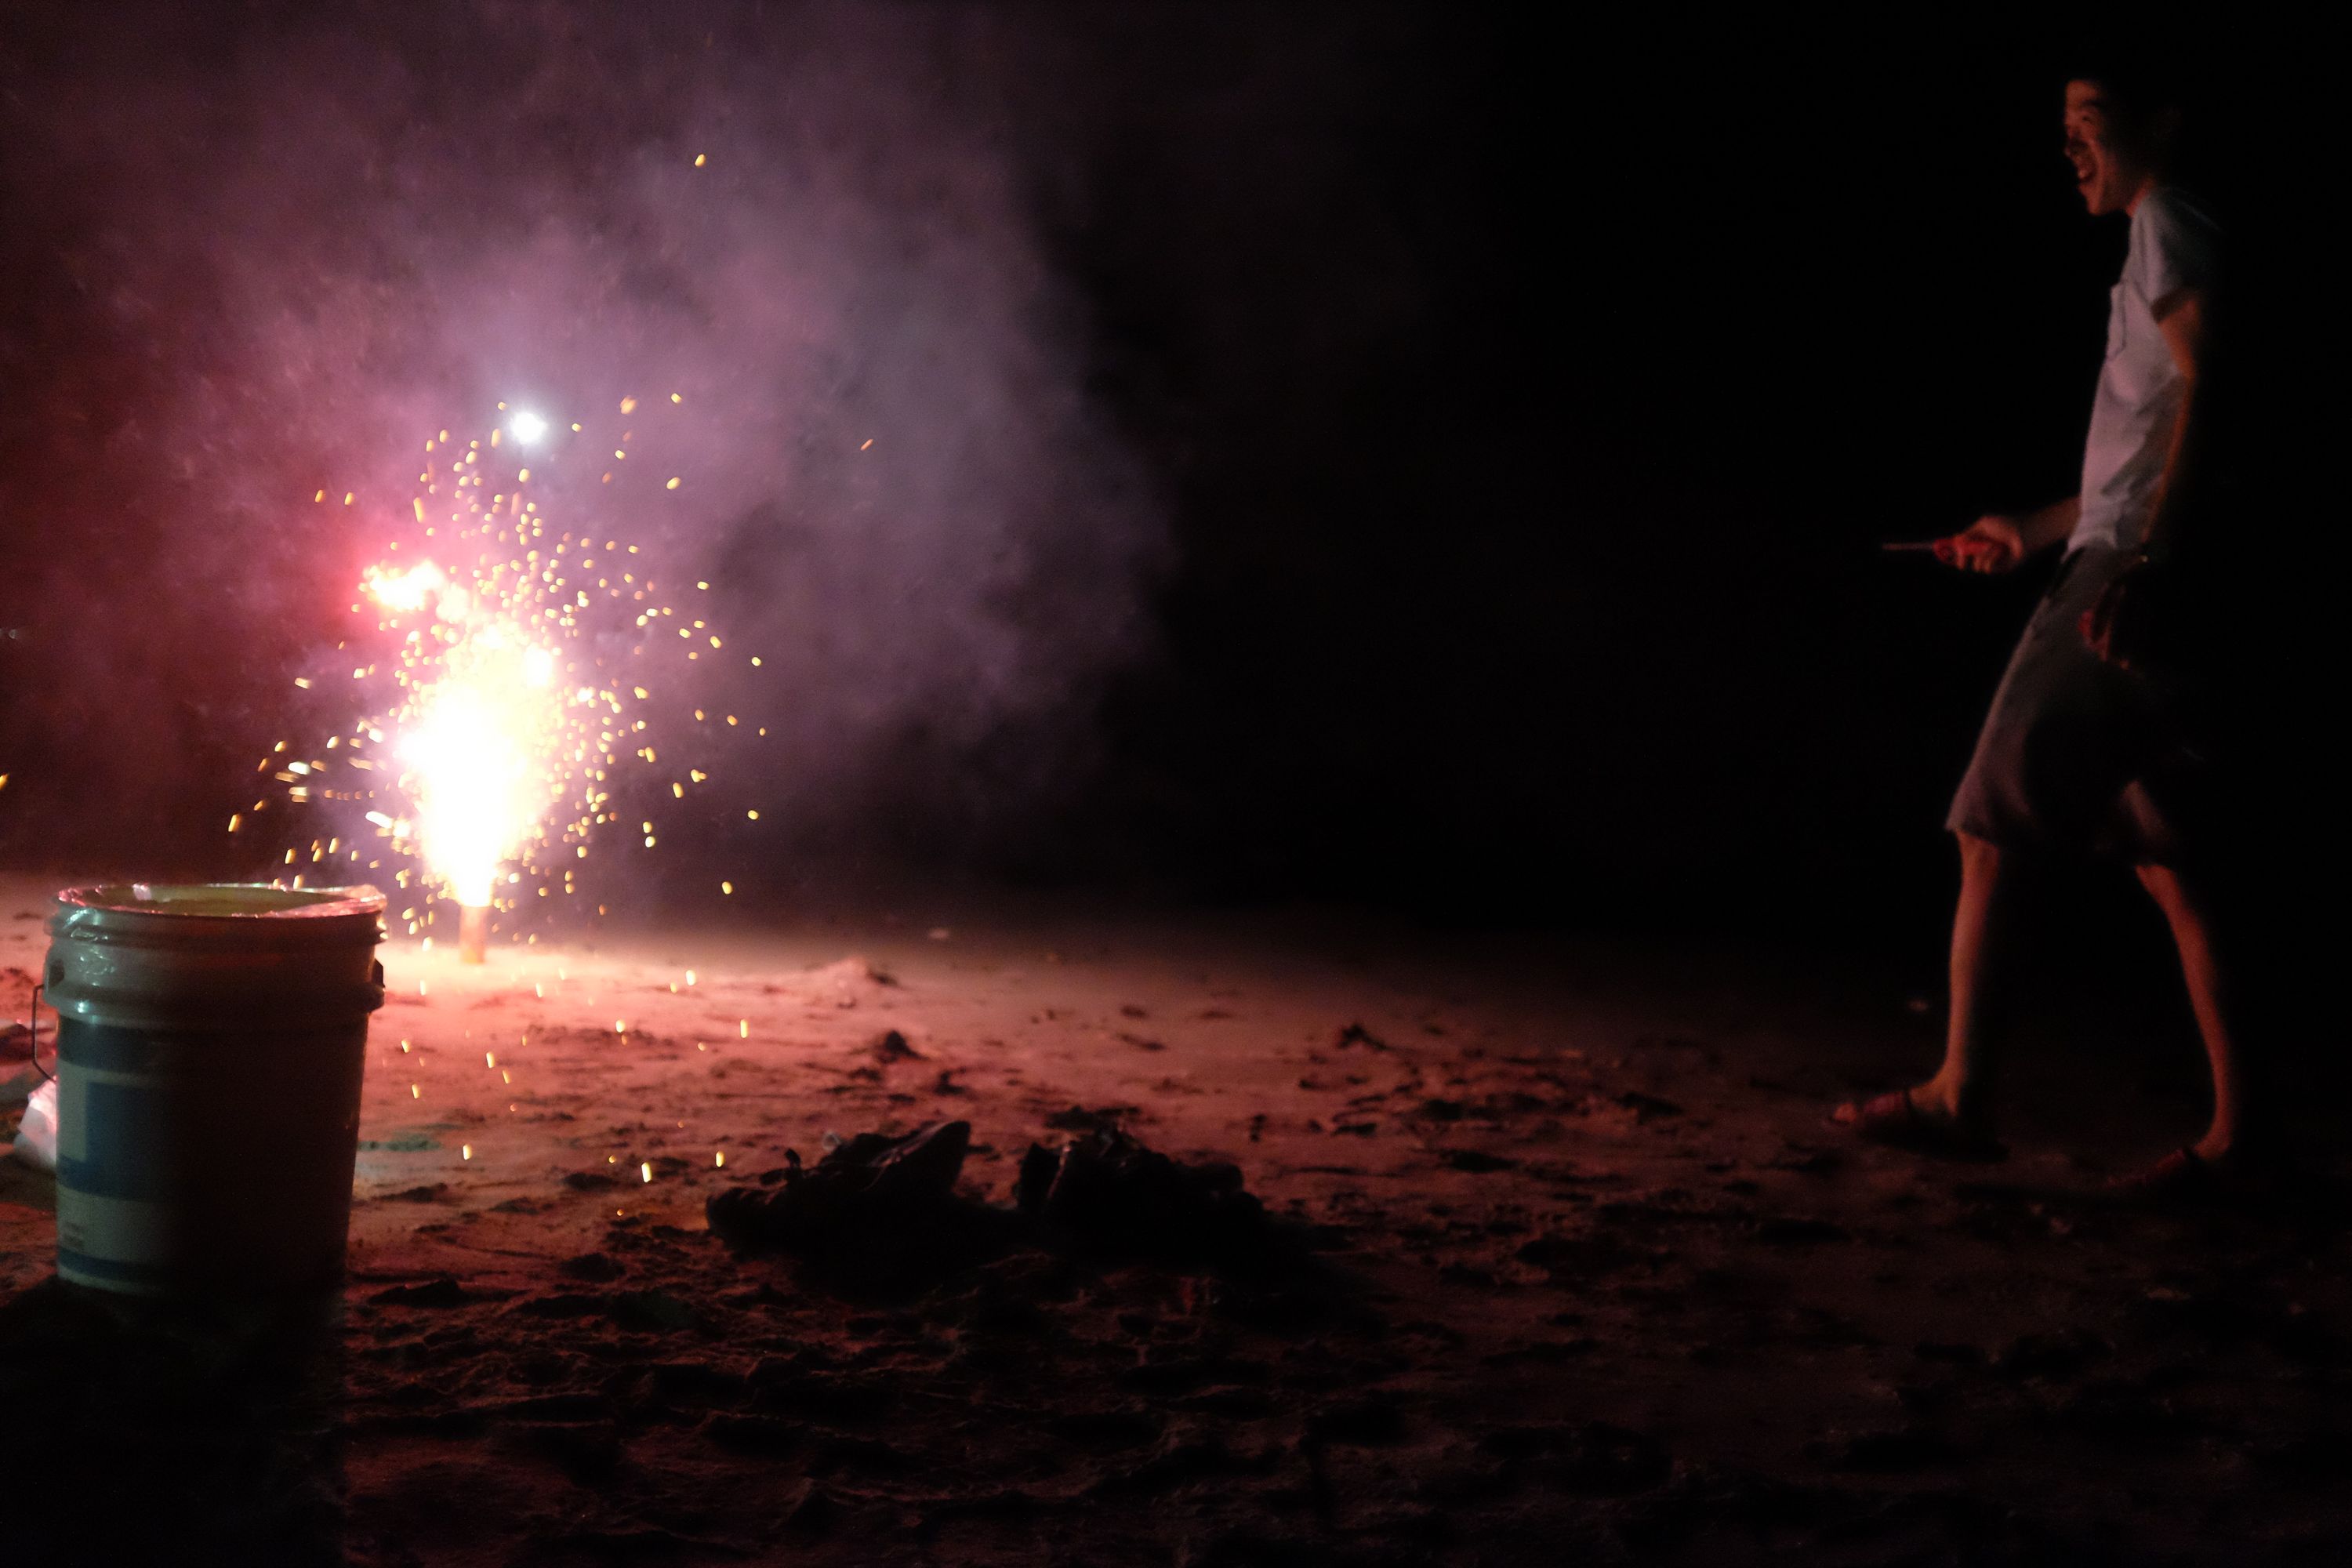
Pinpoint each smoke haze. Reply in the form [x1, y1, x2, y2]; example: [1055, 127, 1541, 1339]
[0, 2, 1171, 884]
[12, 7, 2310, 935]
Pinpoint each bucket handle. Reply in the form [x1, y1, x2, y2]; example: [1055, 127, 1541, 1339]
[25, 983, 52, 1083]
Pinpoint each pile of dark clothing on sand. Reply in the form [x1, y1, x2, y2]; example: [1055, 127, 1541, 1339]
[1015, 1125, 1265, 1263]
[706, 1120, 1270, 1269]
[705, 1120, 976, 1256]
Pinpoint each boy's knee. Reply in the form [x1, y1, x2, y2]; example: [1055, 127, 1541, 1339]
[2135, 859, 2193, 909]
[1955, 830, 2003, 873]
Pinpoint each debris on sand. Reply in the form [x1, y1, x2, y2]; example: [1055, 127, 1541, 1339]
[1016, 1127, 1268, 1265]
[707, 1122, 1286, 1279]
[1044, 1105, 1142, 1133]
[800, 956, 898, 1009]
[1613, 1091, 1683, 1123]
[706, 1121, 970, 1254]
[1439, 1149, 1519, 1174]
[869, 1029, 924, 1063]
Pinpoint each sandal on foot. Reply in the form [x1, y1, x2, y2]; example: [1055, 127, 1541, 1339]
[2103, 1145, 2282, 1208]
[2104, 1146, 2223, 1206]
[1832, 1088, 2006, 1162]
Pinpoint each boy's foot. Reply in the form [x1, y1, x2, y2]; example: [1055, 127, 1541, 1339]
[2105, 1144, 2292, 1208]
[1831, 1086, 2006, 1162]
[2105, 1146, 2222, 1205]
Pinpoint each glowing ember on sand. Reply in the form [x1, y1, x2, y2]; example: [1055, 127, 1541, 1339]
[251, 402, 764, 949]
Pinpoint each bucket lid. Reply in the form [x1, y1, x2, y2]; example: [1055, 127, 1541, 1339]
[55, 884, 387, 921]
[49, 884, 387, 952]
[45, 884, 387, 1025]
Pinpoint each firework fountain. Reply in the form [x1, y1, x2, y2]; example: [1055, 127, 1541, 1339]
[249, 397, 756, 962]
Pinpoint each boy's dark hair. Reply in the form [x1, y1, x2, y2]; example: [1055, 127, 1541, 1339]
[2067, 48, 2191, 128]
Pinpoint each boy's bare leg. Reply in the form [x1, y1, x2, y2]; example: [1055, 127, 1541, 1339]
[1911, 830, 2009, 1129]
[2134, 862, 2259, 1165]
[1838, 830, 2012, 1132]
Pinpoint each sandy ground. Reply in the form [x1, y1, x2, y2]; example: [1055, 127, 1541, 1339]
[2, 872, 2348, 1566]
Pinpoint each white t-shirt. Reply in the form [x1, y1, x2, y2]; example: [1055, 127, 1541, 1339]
[2071, 185, 2220, 553]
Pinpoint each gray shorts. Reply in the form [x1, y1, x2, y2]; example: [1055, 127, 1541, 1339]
[1945, 546, 2210, 865]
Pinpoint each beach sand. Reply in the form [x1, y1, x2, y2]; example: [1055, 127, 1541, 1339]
[3, 874, 2346, 1565]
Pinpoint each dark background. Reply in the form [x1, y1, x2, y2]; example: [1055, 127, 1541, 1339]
[0, 5, 2325, 953]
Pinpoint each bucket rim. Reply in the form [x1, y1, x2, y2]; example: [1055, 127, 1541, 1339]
[53, 882, 387, 922]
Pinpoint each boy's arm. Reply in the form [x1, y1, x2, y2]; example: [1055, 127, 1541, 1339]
[2015, 495, 2082, 553]
[2082, 287, 2205, 666]
[2138, 289, 2206, 560]
[1935, 497, 2078, 572]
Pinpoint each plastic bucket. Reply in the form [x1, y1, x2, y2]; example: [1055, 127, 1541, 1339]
[43, 883, 387, 1296]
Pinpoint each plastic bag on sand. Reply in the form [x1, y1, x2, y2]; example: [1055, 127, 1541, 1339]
[11, 1079, 58, 1173]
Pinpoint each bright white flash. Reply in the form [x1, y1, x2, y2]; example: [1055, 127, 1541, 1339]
[509, 409, 550, 444]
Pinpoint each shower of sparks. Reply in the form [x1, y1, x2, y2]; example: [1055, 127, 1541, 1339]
[249, 403, 771, 946]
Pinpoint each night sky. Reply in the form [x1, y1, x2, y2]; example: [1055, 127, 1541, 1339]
[0, 5, 2325, 946]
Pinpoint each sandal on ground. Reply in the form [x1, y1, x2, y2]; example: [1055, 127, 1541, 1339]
[1831, 1088, 2007, 1163]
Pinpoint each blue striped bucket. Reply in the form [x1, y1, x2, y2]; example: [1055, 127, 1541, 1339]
[44, 884, 386, 1296]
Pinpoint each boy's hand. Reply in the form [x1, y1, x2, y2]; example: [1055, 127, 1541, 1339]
[1933, 515, 2028, 574]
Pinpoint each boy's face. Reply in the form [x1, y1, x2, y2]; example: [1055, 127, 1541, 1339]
[2063, 80, 2153, 216]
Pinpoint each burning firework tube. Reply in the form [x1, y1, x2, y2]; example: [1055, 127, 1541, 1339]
[267, 410, 740, 966]
[459, 902, 489, 964]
